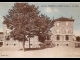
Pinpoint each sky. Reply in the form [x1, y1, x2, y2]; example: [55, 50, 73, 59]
[0, 2, 80, 36]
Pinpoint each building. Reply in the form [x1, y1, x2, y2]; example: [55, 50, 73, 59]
[3, 24, 22, 48]
[0, 32, 4, 47]
[75, 36, 80, 48]
[51, 17, 75, 47]
[3, 24, 41, 48]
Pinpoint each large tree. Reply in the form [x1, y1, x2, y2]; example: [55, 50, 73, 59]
[3, 3, 54, 51]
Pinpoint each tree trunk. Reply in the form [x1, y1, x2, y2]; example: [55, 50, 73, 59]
[23, 39, 25, 51]
[23, 34, 26, 51]
[29, 37, 30, 48]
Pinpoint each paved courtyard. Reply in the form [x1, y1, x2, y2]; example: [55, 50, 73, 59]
[0, 46, 80, 58]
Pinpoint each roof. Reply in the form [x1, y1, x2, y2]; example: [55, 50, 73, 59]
[0, 32, 3, 34]
[54, 17, 74, 22]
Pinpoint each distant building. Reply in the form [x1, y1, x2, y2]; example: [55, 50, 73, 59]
[75, 36, 80, 48]
[51, 17, 75, 46]
[0, 32, 4, 47]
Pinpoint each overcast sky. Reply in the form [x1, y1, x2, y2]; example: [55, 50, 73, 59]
[0, 2, 80, 36]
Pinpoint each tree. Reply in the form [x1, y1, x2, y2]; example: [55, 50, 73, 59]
[3, 3, 54, 51]
[35, 14, 54, 42]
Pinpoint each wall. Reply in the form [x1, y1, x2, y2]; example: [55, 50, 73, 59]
[52, 21, 74, 35]
[51, 20, 74, 46]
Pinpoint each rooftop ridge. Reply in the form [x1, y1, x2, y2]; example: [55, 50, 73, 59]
[54, 17, 74, 21]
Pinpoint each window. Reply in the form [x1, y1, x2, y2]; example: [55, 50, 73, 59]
[30, 44, 32, 46]
[66, 35, 69, 40]
[6, 30, 10, 34]
[6, 44, 8, 46]
[14, 44, 16, 46]
[47, 35, 50, 40]
[57, 35, 60, 40]
[66, 22, 68, 26]
[57, 44, 59, 46]
[57, 23, 59, 26]
[0, 40, 2, 41]
[66, 44, 68, 46]
[66, 29, 68, 33]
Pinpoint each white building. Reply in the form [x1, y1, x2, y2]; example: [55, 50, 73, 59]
[51, 17, 76, 47]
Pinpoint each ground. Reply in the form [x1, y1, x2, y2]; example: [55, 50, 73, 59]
[0, 46, 80, 58]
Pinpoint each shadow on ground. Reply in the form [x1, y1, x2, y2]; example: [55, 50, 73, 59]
[19, 48, 46, 51]
[19, 45, 54, 51]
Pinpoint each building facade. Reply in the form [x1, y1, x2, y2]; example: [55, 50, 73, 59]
[51, 17, 75, 47]
[3, 24, 41, 48]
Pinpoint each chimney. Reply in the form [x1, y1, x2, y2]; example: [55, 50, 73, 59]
[71, 15, 73, 20]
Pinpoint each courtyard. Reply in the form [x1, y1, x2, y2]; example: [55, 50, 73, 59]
[0, 46, 80, 58]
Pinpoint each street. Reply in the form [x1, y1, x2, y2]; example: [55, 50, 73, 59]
[0, 46, 80, 58]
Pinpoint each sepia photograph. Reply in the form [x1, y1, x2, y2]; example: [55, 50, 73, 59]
[0, 2, 80, 58]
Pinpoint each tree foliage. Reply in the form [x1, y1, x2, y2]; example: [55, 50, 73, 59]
[3, 3, 54, 43]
